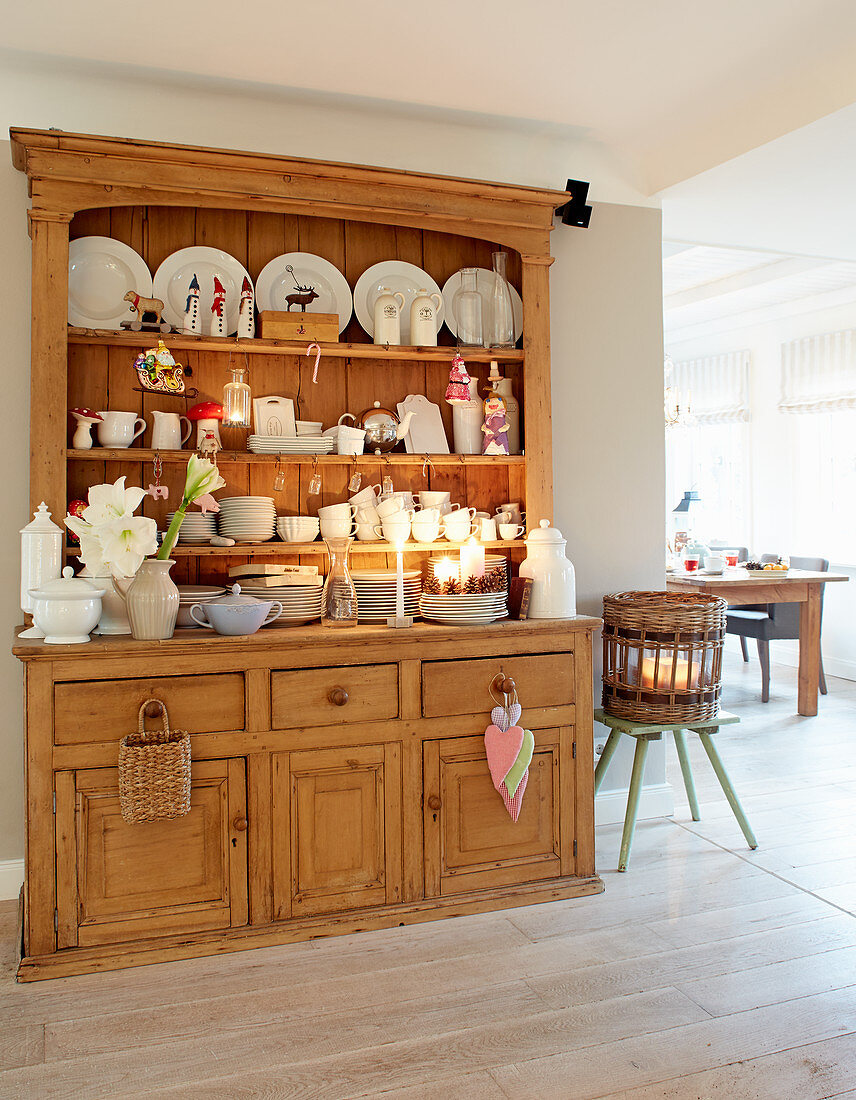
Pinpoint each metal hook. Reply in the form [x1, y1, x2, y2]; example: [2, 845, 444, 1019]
[421, 455, 435, 479]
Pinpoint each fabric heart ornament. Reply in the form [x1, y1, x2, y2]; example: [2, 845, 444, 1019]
[491, 702, 522, 732]
[484, 722, 533, 823]
[501, 769, 528, 822]
[503, 728, 534, 798]
[484, 723, 524, 790]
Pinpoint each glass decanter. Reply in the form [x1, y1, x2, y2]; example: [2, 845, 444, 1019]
[453, 267, 484, 347]
[487, 251, 514, 347]
[322, 537, 358, 627]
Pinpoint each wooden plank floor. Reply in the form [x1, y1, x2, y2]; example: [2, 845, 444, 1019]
[1, 650, 854, 1099]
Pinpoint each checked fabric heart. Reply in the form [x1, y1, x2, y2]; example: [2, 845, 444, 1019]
[485, 702, 535, 822]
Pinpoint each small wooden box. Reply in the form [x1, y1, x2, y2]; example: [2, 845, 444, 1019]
[259, 311, 339, 341]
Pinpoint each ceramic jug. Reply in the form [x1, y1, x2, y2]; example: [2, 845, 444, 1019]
[113, 559, 180, 640]
[452, 374, 483, 455]
[373, 288, 405, 345]
[409, 289, 442, 347]
[151, 410, 192, 450]
[518, 519, 576, 618]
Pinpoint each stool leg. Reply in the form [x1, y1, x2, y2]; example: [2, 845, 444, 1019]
[673, 729, 700, 821]
[594, 729, 622, 794]
[618, 737, 650, 872]
[697, 731, 758, 850]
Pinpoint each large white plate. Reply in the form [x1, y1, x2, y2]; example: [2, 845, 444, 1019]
[153, 247, 253, 335]
[255, 252, 352, 333]
[441, 268, 523, 342]
[68, 236, 153, 329]
[353, 261, 445, 344]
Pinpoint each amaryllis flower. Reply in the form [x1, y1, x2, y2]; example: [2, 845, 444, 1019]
[80, 476, 147, 526]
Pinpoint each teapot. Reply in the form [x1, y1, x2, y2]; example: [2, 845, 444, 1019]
[373, 288, 405, 346]
[357, 401, 415, 455]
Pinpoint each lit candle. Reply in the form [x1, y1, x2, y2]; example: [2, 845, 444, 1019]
[435, 557, 459, 587]
[459, 537, 485, 584]
[640, 655, 697, 691]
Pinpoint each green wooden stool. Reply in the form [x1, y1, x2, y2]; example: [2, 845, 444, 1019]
[593, 708, 758, 871]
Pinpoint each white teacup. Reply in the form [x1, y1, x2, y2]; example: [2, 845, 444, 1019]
[375, 513, 411, 543]
[355, 520, 381, 541]
[318, 502, 354, 522]
[703, 554, 725, 574]
[496, 502, 523, 524]
[355, 503, 380, 526]
[499, 523, 525, 540]
[98, 411, 147, 448]
[495, 511, 513, 524]
[411, 514, 441, 543]
[443, 509, 478, 543]
[418, 490, 450, 509]
[349, 484, 382, 508]
[377, 495, 406, 519]
[320, 516, 356, 539]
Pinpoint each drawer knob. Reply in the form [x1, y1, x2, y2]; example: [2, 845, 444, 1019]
[328, 687, 349, 707]
[143, 700, 165, 719]
[493, 674, 517, 695]
[232, 816, 248, 832]
[427, 795, 442, 811]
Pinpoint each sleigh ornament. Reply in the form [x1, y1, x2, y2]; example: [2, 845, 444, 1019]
[132, 341, 186, 395]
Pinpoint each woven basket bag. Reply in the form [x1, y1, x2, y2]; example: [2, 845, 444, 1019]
[118, 699, 191, 825]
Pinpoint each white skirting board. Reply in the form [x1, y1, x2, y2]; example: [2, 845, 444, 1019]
[595, 783, 675, 827]
[0, 859, 23, 902]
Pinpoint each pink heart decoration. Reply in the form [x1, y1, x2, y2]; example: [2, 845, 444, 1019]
[499, 770, 529, 822]
[491, 702, 522, 732]
[484, 724, 525, 790]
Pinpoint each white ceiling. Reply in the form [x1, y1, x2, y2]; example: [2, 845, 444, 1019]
[5, 0, 856, 193]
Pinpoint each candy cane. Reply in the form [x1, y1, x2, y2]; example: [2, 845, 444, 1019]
[306, 342, 321, 384]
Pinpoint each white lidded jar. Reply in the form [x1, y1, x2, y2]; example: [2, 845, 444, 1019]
[452, 374, 483, 455]
[518, 519, 576, 618]
[29, 567, 106, 645]
[20, 502, 63, 639]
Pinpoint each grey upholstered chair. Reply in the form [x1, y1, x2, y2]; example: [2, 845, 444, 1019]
[726, 555, 829, 702]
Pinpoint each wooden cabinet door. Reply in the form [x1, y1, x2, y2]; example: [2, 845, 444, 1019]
[55, 759, 248, 948]
[423, 729, 571, 896]
[272, 745, 402, 919]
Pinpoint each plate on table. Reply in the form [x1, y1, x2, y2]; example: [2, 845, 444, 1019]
[353, 261, 445, 344]
[441, 268, 523, 342]
[255, 253, 353, 333]
[153, 247, 253, 335]
[68, 236, 153, 329]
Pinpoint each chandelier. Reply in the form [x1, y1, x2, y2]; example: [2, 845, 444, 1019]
[664, 355, 694, 427]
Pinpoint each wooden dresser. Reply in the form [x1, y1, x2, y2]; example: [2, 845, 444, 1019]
[14, 620, 601, 980]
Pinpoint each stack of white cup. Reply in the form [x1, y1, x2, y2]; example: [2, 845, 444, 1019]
[373, 495, 412, 543]
[318, 503, 356, 540]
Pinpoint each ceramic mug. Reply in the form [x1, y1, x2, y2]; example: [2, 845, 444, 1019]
[151, 411, 192, 450]
[496, 502, 523, 524]
[703, 554, 726, 574]
[355, 519, 382, 541]
[417, 490, 451, 513]
[374, 513, 411, 543]
[320, 516, 356, 539]
[499, 523, 526, 540]
[377, 495, 406, 519]
[98, 411, 147, 448]
[442, 509, 478, 543]
[349, 484, 382, 509]
[318, 503, 354, 521]
[355, 503, 381, 526]
[411, 513, 441, 543]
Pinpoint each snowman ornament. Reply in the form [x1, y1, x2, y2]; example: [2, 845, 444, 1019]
[237, 276, 254, 338]
[210, 276, 227, 337]
[183, 273, 201, 334]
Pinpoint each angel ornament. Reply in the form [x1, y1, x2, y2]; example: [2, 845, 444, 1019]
[481, 391, 510, 456]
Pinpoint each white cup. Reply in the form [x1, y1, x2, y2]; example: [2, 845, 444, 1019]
[355, 520, 381, 541]
[355, 503, 380, 526]
[337, 425, 367, 456]
[377, 495, 406, 519]
[443, 509, 478, 542]
[499, 523, 525, 540]
[496, 510, 513, 524]
[703, 554, 726, 574]
[320, 516, 356, 539]
[418, 490, 451, 510]
[478, 517, 498, 542]
[375, 513, 411, 543]
[318, 502, 354, 521]
[98, 411, 147, 448]
[411, 515, 441, 543]
[349, 484, 382, 508]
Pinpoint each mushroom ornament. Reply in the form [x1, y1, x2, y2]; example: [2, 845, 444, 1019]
[187, 401, 224, 451]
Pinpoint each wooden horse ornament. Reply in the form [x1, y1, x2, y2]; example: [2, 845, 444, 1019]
[123, 291, 169, 331]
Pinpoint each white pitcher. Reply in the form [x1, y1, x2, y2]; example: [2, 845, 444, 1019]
[373, 288, 405, 346]
[409, 289, 442, 347]
[151, 410, 192, 450]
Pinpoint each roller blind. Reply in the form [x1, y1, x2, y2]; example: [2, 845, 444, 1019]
[671, 351, 751, 424]
[780, 329, 856, 413]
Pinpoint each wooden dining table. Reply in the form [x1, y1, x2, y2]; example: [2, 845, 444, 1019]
[666, 569, 848, 716]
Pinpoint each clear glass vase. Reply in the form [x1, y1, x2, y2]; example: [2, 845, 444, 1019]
[488, 251, 514, 347]
[453, 267, 484, 347]
[322, 537, 358, 627]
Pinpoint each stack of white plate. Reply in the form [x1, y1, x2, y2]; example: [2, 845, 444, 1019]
[176, 585, 226, 628]
[277, 516, 321, 543]
[238, 581, 325, 624]
[352, 569, 421, 622]
[419, 591, 508, 626]
[168, 511, 217, 545]
[217, 497, 276, 542]
[248, 435, 334, 455]
[296, 420, 323, 436]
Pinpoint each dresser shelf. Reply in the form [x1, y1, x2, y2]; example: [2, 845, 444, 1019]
[66, 540, 519, 557]
[66, 449, 524, 465]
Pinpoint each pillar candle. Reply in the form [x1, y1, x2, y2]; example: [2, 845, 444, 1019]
[460, 537, 486, 583]
[395, 547, 404, 619]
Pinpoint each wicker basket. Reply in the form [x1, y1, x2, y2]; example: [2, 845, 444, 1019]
[118, 699, 191, 824]
[602, 591, 727, 724]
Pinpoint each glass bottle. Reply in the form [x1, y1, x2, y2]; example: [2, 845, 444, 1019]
[488, 251, 515, 347]
[223, 366, 251, 427]
[322, 537, 358, 627]
[453, 268, 484, 347]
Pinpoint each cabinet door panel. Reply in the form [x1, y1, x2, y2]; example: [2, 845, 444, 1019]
[56, 759, 248, 948]
[424, 731, 565, 896]
[272, 745, 402, 919]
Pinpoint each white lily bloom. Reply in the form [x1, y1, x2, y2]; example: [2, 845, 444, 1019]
[98, 515, 158, 578]
[82, 476, 148, 525]
[184, 454, 226, 503]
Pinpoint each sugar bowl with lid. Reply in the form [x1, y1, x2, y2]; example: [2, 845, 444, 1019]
[29, 566, 107, 644]
[190, 584, 282, 635]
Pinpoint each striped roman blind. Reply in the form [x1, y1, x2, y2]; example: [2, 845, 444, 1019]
[671, 351, 751, 424]
[780, 329, 856, 413]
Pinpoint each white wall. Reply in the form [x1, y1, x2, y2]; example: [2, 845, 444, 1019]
[0, 55, 666, 864]
[668, 292, 856, 682]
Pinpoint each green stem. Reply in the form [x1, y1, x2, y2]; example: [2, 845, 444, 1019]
[157, 501, 187, 560]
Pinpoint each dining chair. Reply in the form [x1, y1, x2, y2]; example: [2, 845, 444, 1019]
[726, 555, 829, 702]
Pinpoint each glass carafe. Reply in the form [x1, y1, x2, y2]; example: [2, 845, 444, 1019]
[453, 267, 484, 347]
[488, 251, 514, 347]
[322, 537, 358, 627]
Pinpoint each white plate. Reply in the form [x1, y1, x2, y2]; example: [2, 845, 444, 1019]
[153, 247, 253, 335]
[353, 261, 445, 343]
[68, 236, 153, 330]
[255, 252, 353, 333]
[219, 497, 276, 505]
[441, 268, 523, 342]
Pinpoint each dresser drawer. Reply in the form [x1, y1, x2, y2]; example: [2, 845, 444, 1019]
[422, 653, 574, 717]
[54, 674, 246, 745]
[271, 665, 399, 729]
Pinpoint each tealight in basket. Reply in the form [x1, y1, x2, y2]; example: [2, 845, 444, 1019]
[601, 591, 727, 723]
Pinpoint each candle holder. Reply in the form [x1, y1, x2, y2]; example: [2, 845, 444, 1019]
[602, 591, 726, 723]
[386, 541, 413, 629]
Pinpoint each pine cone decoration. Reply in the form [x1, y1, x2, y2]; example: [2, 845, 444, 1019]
[422, 574, 441, 595]
[442, 578, 462, 595]
[463, 575, 480, 593]
[479, 566, 507, 593]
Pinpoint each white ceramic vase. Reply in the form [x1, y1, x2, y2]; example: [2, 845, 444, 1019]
[452, 375, 483, 455]
[114, 559, 180, 640]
